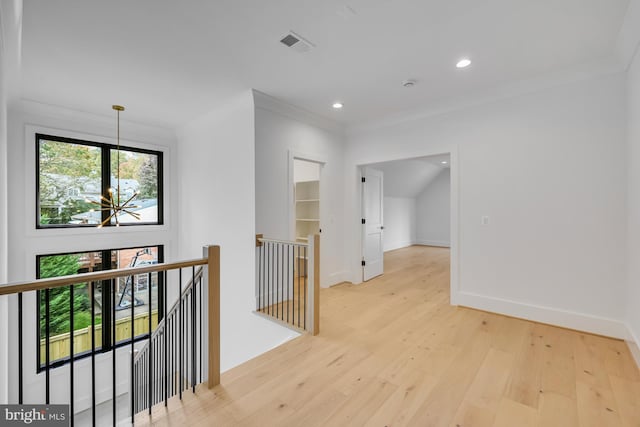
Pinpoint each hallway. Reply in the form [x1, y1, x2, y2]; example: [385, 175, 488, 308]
[138, 245, 640, 426]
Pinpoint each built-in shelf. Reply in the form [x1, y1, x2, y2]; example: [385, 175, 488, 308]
[294, 181, 320, 276]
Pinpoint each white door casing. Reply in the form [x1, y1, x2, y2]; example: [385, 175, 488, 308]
[362, 167, 384, 281]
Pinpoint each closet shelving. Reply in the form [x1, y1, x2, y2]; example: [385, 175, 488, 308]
[295, 180, 320, 243]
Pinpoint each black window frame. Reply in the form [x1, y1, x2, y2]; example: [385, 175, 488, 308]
[36, 245, 165, 372]
[35, 133, 164, 229]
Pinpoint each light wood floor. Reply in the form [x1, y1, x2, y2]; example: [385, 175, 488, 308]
[137, 245, 640, 427]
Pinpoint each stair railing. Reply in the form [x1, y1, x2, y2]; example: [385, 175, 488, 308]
[0, 245, 220, 426]
[255, 234, 320, 335]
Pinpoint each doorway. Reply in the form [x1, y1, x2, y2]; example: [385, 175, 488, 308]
[293, 159, 321, 243]
[360, 154, 452, 282]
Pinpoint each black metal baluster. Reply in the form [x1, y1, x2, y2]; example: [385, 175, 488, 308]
[287, 246, 290, 324]
[304, 246, 307, 330]
[89, 281, 99, 422]
[18, 292, 23, 404]
[45, 288, 50, 404]
[264, 242, 271, 314]
[261, 245, 264, 312]
[164, 270, 168, 407]
[148, 272, 152, 414]
[276, 243, 279, 319]
[111, 279, 115, 427]
[298, 247, 301, 328]
[130, 275, 135, 425]
[264, 243, 271, 314]
[270, 243, 274, 316]
[172, 313, 175, 396]
[69, 284, 75, 426]
[258, 245, 261, 312]
[199, 274, 202, 384]
[281, 244, 284, 321]
[291, 246, 296, 325]
[192, 267, 196, 392]
[179, 269, 183, 399]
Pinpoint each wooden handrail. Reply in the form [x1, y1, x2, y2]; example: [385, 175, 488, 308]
[256, 235, 308, 247]
[0, 257, 208, 296]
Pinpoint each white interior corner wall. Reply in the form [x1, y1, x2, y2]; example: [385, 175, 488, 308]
[0, 11, 9, 408]
[0, 0, 22, 404]
[383, 197, 416, 252]
[5, 100, 178, 407]
[345, 71, 629, 339]
[253, 91, 348, 287]
[176, 90, 298, 373]
[416, 169, 451, 247]
[626, 33, 640, 365]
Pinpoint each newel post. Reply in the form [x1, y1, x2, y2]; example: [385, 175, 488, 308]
[205, 245, 220, 388]
[306, 234, 320, 335]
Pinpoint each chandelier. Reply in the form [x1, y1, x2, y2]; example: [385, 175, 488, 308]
[87, 105, 141, 227]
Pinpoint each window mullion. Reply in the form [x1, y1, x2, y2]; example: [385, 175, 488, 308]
[101, 148, 111, 226]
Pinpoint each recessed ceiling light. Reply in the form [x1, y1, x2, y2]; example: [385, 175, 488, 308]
[456, 58, 471, 68]
[441, 161, 448, 164]
[332, 102, 343, 109]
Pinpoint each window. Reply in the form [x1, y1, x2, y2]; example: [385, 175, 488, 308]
[36, 134, 163, 228]
[37, 245, 164, 370]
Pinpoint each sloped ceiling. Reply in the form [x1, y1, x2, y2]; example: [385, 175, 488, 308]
[367, 154, 450, 198]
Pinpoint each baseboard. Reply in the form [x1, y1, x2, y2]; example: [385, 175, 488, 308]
[415, 239, 450, 248]
[626, 325, 640, 371]
[456, 291, 629, 339]
[384, 241, 415, 252]
[327, 270, 351, 287]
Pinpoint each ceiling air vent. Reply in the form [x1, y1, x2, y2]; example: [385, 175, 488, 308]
[279, 31, 315, 53]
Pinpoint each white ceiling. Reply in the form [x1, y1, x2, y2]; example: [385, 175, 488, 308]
[367, 154, 450, 198]
[21, 0, 630, 128]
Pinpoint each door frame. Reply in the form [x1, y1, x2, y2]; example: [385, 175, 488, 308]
[354, 148, 460, 305]
[287, 150, 327, 243]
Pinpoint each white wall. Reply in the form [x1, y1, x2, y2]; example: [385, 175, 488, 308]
[254, 91, 348, 287]
[626, 43, 640, 354]
[345, 72, 629, 338]
[5, 100, 179, 407]
[0, 2, 10, 406]
[177, 90, 297, 373]
[383, 197, 416, 252]
[294, 159, 320, 182]
[416, 169, 451, 247]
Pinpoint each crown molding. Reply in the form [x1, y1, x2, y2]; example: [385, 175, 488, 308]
[252, 90, 345, 134]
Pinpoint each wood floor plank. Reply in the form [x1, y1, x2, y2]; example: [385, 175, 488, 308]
[608, 375, 640, 427]
[451, 348, 514, 427]
[407, 323, 491, 426]
[134, 246, 640, 427]
[538, 392, 579, 427]
[504, 324, 544, 409]
[576, 381, 623, 427]
[492, 398, 539, 427]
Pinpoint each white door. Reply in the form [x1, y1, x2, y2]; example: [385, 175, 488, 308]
[362, 168, 384, 281]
